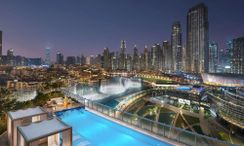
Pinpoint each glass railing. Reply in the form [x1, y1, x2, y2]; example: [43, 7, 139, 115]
[62, 90, 234, 146]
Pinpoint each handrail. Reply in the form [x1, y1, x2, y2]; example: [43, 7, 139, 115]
[61, 89, 235, 146]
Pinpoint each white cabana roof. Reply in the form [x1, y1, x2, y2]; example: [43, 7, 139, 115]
[18, 118, 71, 142]
[8, 107, 47, 120]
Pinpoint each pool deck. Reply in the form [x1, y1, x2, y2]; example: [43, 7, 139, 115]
[86, 107, 186, 146]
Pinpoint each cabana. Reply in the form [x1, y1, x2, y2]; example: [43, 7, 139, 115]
[17, 118, 72, 146]
[7, 107, 48, 146]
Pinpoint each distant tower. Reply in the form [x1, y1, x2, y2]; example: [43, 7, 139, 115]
[231, 37, 244, 75]
[45, 47, 51, 66]
[119, 40, 126, 70]
[133, 45, 139, 71]
[102, 47, 111, 70]
[7, 48, 14, 66]
[209, 42, 218, 73]
[171, 21, 182, 72]
[0, 31, 2, 64]
[163, 41, 172, 72]
[186, 3, 209, 73]
[144, 46, 149, 70]
[56, 51, 64, 64]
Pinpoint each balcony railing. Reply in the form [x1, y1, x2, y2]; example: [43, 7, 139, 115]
[62, 89, 234, 146]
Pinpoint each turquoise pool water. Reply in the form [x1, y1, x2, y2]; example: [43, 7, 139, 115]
[56, 108, 172, 146]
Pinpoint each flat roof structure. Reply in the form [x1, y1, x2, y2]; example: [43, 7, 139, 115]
[17, 118, 72, 146]
[8, 107, 47, 120]
[7, 107, 48, 146]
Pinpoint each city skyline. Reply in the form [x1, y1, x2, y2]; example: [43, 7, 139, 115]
[0, 0, 244, 60]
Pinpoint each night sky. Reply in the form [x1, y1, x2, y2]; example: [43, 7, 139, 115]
[0, 0, 244, 60]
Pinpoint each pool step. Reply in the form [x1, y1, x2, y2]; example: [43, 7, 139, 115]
[73, 132, 92, 146]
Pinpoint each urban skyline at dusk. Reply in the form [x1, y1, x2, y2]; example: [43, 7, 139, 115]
[0, 0, 244, 59]
[0, 1, 244, 146]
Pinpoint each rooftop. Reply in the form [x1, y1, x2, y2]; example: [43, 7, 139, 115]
[8, 106, 47, 120]
[18, 118, 71, 142]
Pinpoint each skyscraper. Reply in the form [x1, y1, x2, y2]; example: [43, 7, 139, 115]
[132, 45, 139, 71]
[0, 31, 2, 64]
[144, 46, 149, 70]
[45, 47, 51, 66]
[102, 47, 111, 70]
[171, 21, 182, 71]
[209, 42, 218, 73]
[186, 3, 209, 73]
[56, 52, 64, 64]
[231, 37, 244, 75]
[7, 48, 14, 66]
[163, 41, 172, 72]
[119, 40, 126, 70]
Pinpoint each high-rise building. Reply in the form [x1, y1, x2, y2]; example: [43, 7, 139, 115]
[102, 48, 111, 70]
[66, 56, 76, 65]
[162, 41, 172, 72]
[119, 40, 126, 70]
[186, 3, 209, 73]
[132, 45, 140, 71]
[45, 47, 51, 66]
[143, 46, 149, 70]
[151, 44, 162, 70]
[209, 42, 218, 73]
[56, 52, 64, 64]
[126, 54, 132, 71]
[0, 31, 2, 64]
[171, 22, 182, 71]
[231, 37, 244, 75]
[7, 48, 14, 66]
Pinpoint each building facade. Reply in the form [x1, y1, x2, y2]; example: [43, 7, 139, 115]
[231, 37, 244, 75]
[186, 3, 209, 73]
[209, 42, 218, 73]
[171, 22, 182, 72]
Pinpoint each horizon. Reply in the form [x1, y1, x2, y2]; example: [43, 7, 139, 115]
[0, 0, 244, 60]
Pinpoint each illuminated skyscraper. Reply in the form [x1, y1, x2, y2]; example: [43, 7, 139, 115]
[0, 31, 2, 64]
[7, 48, 14, 66]
[56, 52, 64, 64]
[171, 21, 182, 71]
[102, 47, 111, 70]
[144, 46, 149, 70]
[209, 42, 218, 73]
[186, 3, 209, 73]
[45, 47, 51, 66]
[132, 45, 139, 71]
[119, 40, 126, 70]
[231, 37, 244, 75]
[162, 41, 172, 72]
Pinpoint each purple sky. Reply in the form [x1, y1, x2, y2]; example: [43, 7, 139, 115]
[0, 0, 244, 61]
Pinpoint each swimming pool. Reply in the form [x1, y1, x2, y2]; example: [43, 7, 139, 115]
[56, 108, 172, 146]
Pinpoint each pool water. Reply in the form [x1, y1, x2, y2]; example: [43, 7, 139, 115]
[57, 108, 172, 146]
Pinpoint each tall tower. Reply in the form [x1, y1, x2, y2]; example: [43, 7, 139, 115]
[209, 42, 218, 73]
[231, 37, 244, 75]
[7, 48, 14, 66]
[163, 41, 172, 72]
[132, 45, 139, 71]
[186, 3, 209, 73]
[171, 22, 182, 72]
[45, 47, 51, 66]
[102, 47, 111, 70]
[144, 46, 149, 70]
[119, 40, 126, 70]
[0, 31, 2, 64]
[56, 51, 64, 64]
